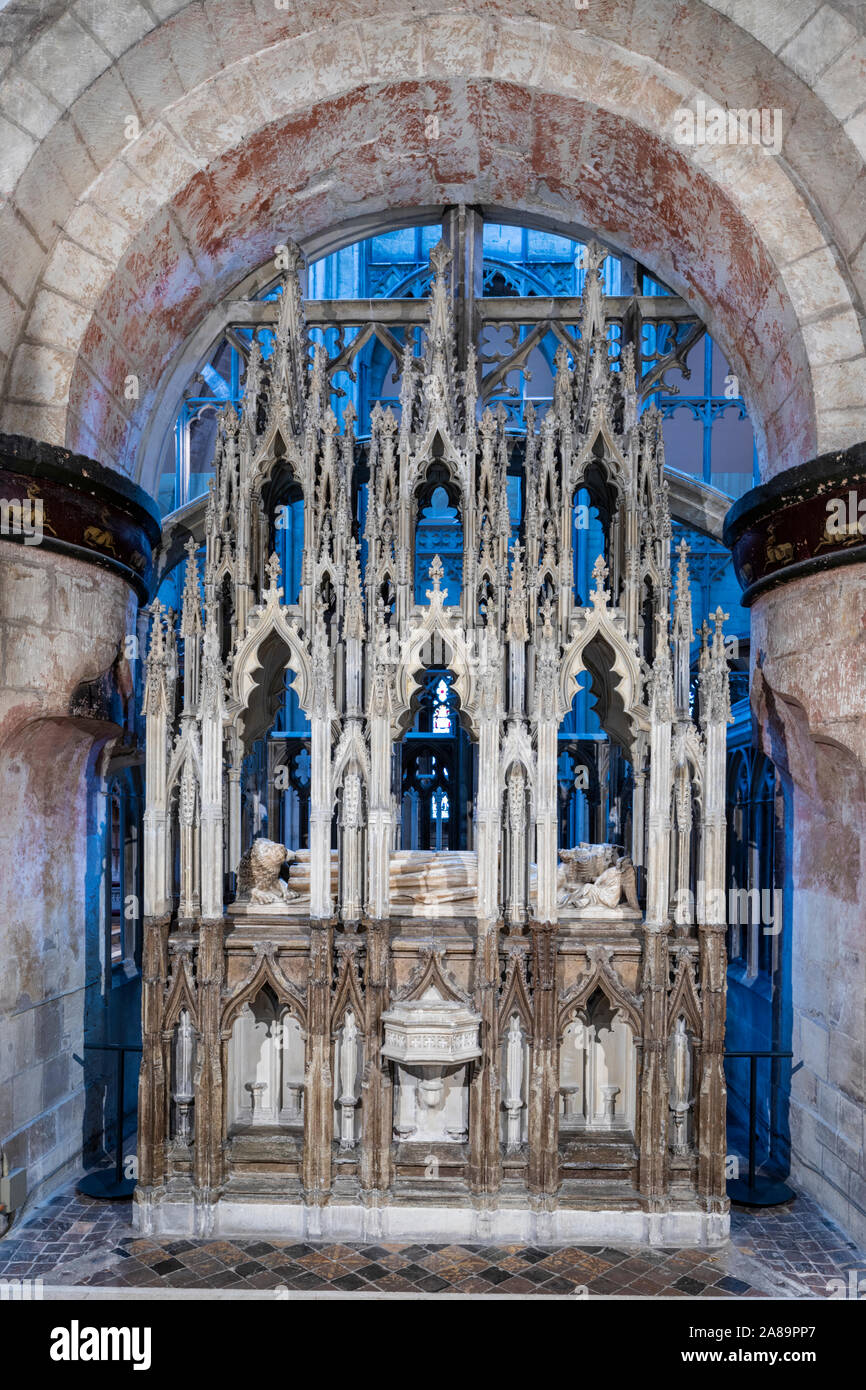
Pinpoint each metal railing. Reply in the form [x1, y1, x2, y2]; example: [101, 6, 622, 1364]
[725, 1049, 794, 1207]
[74, 1043, 142, 1200]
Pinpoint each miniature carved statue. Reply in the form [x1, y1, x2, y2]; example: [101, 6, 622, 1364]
[338, 1010, 360, 1149]
[171, 1009, 195, 1147]
[504, 1014, 526, 1151]
[669, 1016, 693, 1154]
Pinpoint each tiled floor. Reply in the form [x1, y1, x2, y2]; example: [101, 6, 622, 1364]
[1, 1185, 863, 1297]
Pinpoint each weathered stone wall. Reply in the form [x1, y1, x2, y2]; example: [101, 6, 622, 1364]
[0, 2, 864, 483]
[0, 543, 134, 1209]
[751, 563, 866, 1247]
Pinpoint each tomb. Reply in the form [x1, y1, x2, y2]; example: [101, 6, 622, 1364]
[136, 241, 730, 1244]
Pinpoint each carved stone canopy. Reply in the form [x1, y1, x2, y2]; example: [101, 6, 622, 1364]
[381, 986, 482, 1065]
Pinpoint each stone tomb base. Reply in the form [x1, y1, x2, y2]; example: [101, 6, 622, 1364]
[133, 1194, 729, 1248]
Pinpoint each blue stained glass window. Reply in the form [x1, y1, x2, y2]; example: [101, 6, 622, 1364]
[647, 335, 757, 500]
[481, 223, 622, 297]
[159, 217, 757, 517]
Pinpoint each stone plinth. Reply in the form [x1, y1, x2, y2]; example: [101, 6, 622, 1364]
[381, 987, 482, 1066]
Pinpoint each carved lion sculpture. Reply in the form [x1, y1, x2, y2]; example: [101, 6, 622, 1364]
[236, 838, 297, 904]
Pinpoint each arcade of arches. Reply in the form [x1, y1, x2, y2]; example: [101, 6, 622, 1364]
[0, 0, 864, 1255]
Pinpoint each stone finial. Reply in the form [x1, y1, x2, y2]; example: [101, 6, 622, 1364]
[278, 238, 304, 278]
[590, 554, 609, 605]
[180, 539, 202, 638]
[428, 554, 445, 595]
[699, 608, 732, 726]
[674, 535, 691, 590]
[265, 550, 282, 593]
[672, 538, 693, 640]
[147, 599, 165, 658]
[428, 239, 453, 276]
[222, 402, 239, 437]
[507, 541, 529, 642]
[540, 594, 555, 640]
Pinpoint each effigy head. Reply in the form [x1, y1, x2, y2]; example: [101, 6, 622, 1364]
[559, 842, 622, 880]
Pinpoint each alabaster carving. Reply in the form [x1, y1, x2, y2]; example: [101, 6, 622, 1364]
[569, 858, 639, 911]
[381, 987, 482, 1065]
[236, 838, 298, 904]
[337, 1011, 360, 1150]
[392, 1063, 470, 1144]
[504, 1015, 526, 1151]
[669, 1016, 694, 1154]
[171, 1010, 195, 1147]
[272, 849, 478, 911]
[559, 843, 621, 883]
[382, 986, 480, 1145]
[389, 850, 478, 907]
[558, 843, 640, 911]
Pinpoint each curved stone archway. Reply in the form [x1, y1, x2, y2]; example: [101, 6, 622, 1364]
[48, 74, 843, 479]
[0, 5, 863, 489]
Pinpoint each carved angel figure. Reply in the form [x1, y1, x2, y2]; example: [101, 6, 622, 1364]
[236, 838, 298, 904]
